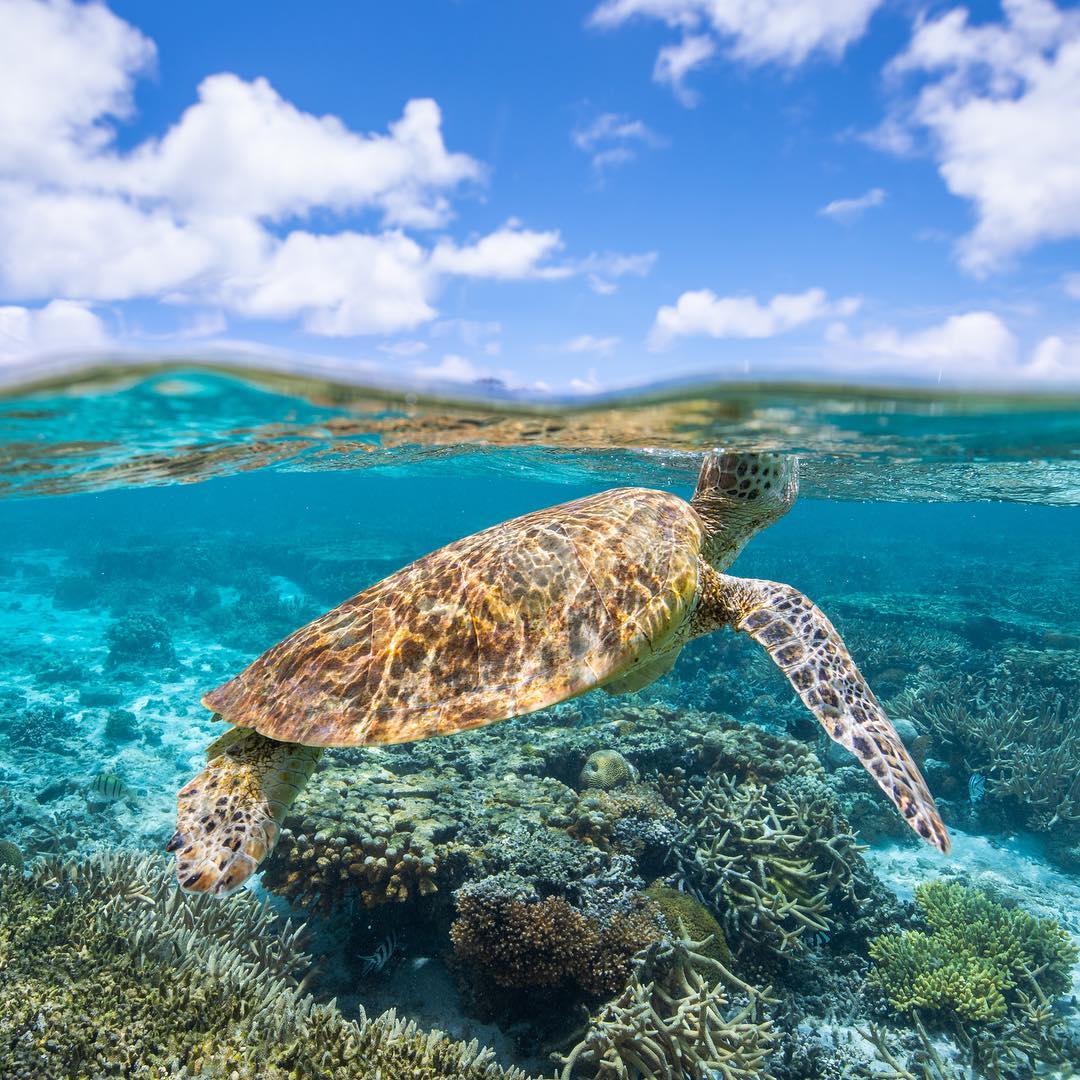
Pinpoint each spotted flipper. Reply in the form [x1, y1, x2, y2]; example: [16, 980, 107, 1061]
[700, 568, 950, 854]
[167, 730, 322, 896]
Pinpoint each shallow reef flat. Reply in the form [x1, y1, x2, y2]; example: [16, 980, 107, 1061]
[0, 452, 1078, 1078]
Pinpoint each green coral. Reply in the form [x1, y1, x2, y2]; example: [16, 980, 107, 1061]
[868, 880, 1079, 1076]
[869, 880, 1077, 1023]
[0, 839, 23, 873]
[0, 851, 530, 1079]
[643, 882, 732, 969]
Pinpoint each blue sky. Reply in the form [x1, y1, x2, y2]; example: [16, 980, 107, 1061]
[1, 0, 1079, 391]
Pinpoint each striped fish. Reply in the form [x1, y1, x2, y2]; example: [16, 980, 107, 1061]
[358, 932, 398, 977]
[968, 772, 986, 804]
[88, 773, 137, 803]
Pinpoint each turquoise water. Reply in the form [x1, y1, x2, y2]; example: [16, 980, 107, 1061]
[1, 367, 1078, 1078]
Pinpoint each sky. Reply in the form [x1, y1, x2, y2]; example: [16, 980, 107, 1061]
[1, 0, 1079, 393]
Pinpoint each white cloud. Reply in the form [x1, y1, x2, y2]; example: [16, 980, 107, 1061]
[569, 368, 603, 393]
[0, 299, 109, 362]
[176, 310, 227, 339]
[0, 0, 155, 183]
[650, 287, 859, 349]
[654, 34, 716, 105]
[562, 334, 620, 356]
[590, 0, 883, 101]
[430, 223, 567, 280]
[1027, 334, 1080, 377]
[578, 251, 657, 295]
[572, 112, 661, 173]
[413, 353, 486, 383]
[819, 186, 886, 223]
[825, 311, 1019, 374]
[121, 79, 480, 228]
[378, 339, 428, 358]
[825, 310, 1080, 382]
[431, 319, 502, 346]
[878, 0, 1080, 275]
[1063, 272, 1080, 299]
[0, 0, 578, 348]
[221, 230, 436, 336]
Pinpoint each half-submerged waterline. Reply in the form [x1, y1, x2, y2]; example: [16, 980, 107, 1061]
[0, 365, 1077, 1078]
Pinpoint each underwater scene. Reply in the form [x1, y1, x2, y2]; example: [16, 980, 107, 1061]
[1, 367, 1079, 1080]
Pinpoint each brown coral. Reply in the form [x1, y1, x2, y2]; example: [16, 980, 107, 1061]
[450, 877, 664, 999]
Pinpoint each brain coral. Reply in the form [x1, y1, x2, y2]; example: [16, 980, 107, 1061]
[0, 851, 530, 1080]
[579, 750, 637, 790]
[0, 839, 23, 873]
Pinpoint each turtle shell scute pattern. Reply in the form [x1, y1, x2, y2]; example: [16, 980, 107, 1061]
[203, 488, 704, 746]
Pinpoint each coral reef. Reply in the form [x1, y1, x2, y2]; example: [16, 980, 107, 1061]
[0, 851, 531, 1079]
[263, 764, 452, 911]
[568, 782, 679, 863]
[104, 610, 177, 669]
[579, 749, 637, 789]
[0, 838, 23, 871]
[7, 700, 68, 749]
[893, 674, 1080, 836]
[641, 881, 733, 968]
[553, 934, 776, 1079]
[868, 880, 1077, 1075]
[869, 880, 1076, 1021]
[663, 771, 866, 956]
[450, 874, 665, 999]
[102, 706, 140, 743]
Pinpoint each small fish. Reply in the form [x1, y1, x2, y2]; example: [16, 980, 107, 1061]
[358, 931, 398, 977]
[88, 773, 138, 803]
[968, 772, 986, 804]
[802, 928, 832, 948]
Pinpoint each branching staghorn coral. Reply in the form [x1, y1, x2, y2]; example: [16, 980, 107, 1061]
[0, 852, 530, 1079]
[867, 880, 1078, 1078]
[554, 934, 776, 1080]
[661, 773, 864, 955]
[893, 676, 1080, 831]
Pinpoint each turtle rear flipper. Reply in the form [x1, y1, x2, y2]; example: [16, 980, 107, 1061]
[168, 730, 321, 896]
[700, 568, 950, 855]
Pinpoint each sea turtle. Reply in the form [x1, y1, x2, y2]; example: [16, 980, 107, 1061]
[169, 451, 950, 896]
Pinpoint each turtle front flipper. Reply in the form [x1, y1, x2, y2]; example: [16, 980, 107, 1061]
[168, 729, 321, 896]
[696, 566, 950, 855]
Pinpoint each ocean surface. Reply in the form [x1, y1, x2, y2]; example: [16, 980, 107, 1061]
[1, 365, 1078, 1079]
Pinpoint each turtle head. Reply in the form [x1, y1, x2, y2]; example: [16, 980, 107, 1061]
[691, 451, 798, 570]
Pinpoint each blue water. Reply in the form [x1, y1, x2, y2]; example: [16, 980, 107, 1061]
[1, 367, 1078, 1078]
